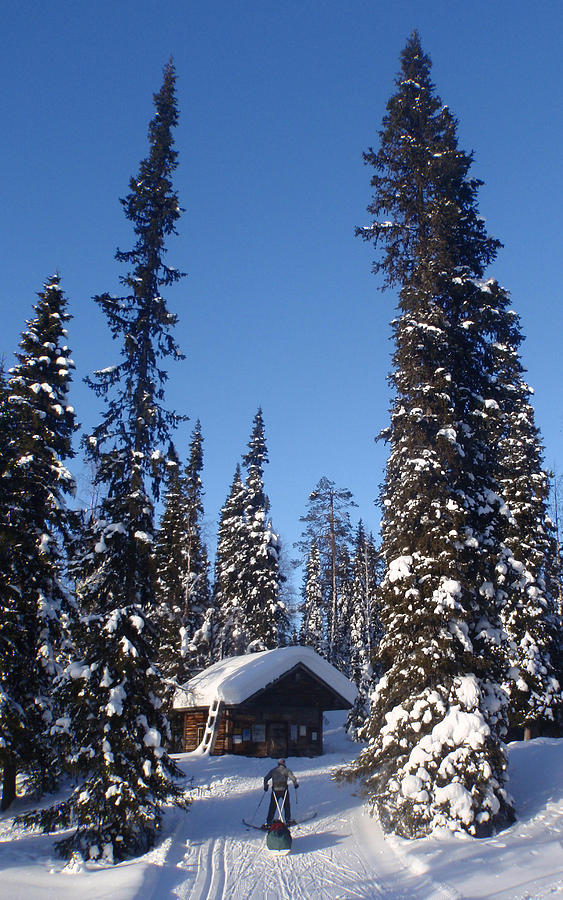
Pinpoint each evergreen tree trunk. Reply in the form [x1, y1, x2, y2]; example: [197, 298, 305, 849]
[1, 761, 16, 812]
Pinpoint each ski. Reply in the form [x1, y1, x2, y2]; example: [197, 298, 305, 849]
[242, 819, 268, 831]
[243, 812, 317, 830]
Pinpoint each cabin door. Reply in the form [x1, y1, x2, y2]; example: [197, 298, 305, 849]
[268, 722, 287, 757]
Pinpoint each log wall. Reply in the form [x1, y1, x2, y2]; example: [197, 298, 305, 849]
[182, 709, 207, 752]
[180, 706, 323, 756]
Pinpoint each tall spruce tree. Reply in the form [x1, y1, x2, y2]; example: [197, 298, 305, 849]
[487, 298, 561, 734]
[212, 412, 287, 658]
[28, 64, 189, 861]
[343, 33, 517, 837]
[0, 276, 77, 810]
[154, 423, 210, 683]
[241, 409, 287, 650]
[549, 474, 563, 710]
[551, 474, 563, 615]
[346, 523, 381, 738]
[181, 420, 211, 660]
[212, 465, 249, 658]
[296, 477, 356, 664]
[299, 539, 325, 656]
[153, 446, 186, 681]
[334, 549, 354, 675]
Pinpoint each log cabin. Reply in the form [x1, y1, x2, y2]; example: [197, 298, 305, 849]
[173, 646, 357, 757]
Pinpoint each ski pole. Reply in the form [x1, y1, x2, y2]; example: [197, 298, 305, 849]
[249, 789, 266, 825]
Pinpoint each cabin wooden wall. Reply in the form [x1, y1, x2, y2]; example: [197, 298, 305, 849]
[182, 709, 207, 752]
[180, 706, 324, 756]
[225, 707, 323, 757]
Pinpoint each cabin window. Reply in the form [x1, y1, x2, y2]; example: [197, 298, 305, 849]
[252, 724, 266, 741]
[299, 725, 307, 737]
[311, 731, 318, 742]
[290, 725, 298, 741]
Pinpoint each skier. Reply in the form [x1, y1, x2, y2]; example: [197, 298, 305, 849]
[263, 758, 299, 827]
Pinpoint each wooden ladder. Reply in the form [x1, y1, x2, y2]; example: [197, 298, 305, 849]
[199, 697, 222, 754]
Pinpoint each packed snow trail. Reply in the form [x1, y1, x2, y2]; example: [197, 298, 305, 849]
[132, 718, 461, 900]
[137, 757, 455, 900]
[0, 715, 562, 898]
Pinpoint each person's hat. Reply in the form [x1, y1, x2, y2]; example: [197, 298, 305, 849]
[278, 758, 286, 765]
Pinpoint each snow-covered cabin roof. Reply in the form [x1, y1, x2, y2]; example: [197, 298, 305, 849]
[173, 646, 357, 710]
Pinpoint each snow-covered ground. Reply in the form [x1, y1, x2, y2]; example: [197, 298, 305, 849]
[0, 714, 561, 899]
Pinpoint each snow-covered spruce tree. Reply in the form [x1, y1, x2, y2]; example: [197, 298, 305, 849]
[341, 33, 516, 837]
[24, 64, 189, 861]
[299, 539, 326, 656]
[212, 414, 287, 659]
[296, 477, 356, 664]
[357, 524, 383, 672]
[332, 547, 353, 676]
[346, 523, 381, 738]
[0, 276, 77, 810]
[212, 465, 249, 658]
[153, 446, 186, 681]
[485, 294, 561, 735]
[551, 474, 563, 618]
[180, 420, 211, 669]
[241, 409, 287, 650]
[154, 424, 210, 684]
[0, 362, 10, 491]
[549, 474, 563, 705]
[332, 547, 352, 678]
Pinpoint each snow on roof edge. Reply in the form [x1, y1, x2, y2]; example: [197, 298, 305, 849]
[173, 646, 357, 709]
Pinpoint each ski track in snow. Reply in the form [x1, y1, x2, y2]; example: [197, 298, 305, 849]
[0, 717, 561, 899]
[136, 723, 464, 900]
[151, 780, 425, 900]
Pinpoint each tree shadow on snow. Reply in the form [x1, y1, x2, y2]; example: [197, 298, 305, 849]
[507, 738, 563, 821]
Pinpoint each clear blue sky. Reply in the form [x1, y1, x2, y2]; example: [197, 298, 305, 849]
[1, 1, 562, 588]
